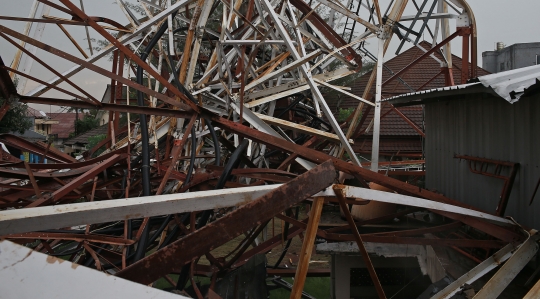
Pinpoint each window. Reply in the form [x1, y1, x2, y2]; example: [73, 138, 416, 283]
[536, 55, 539, 65]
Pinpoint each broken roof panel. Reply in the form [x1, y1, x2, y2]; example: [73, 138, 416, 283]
[385, 64, 540, 105]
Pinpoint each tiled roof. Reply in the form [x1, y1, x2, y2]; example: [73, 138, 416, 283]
[26, 106, 42, 118]
[325, 41, 490, 137]
[11, 129, 47, 142]
[353, 138, 423, 154]
[356, 106, 423, 137]
[48, 113, 77, 139]
[64, 125, 108, 145]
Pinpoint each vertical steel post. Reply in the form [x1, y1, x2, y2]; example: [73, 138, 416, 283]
[371, 38, 384, 172]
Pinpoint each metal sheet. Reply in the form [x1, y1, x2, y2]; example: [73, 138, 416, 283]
[424, 93, 540, 229]
[0, 240, 187, 299]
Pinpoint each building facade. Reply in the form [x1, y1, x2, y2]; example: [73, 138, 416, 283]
[387, 65, 540, 229]
[482, 42, 540, 73]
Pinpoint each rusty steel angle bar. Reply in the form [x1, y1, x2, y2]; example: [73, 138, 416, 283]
[19, 96, 192, 119]
[0, 57, 17, 99]
[0, 32, 99, 104]
[26, 0, 191, 97]
[382, 28, 462, 87]
[115, 160, 336, 285]
[334, 185, 386, 299]
[58, 0, 199, 112]
[0, 134, 75, 163]
[0, 26, 192, 111]
[205, 111, 488, 211]
[26, 154, 125, 208]
[1, 65, 97, 105]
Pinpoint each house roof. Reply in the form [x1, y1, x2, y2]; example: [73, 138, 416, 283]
[11, 129, 47, 142]
[323, 41, 489, 137]
[64, 125, 108, 146]
[385, 64, 540, 106]
[325, 41, 490, 112]
[48, 113, 77, 139]
[25, 106, 42, 118]
[356, 106, 423, 137]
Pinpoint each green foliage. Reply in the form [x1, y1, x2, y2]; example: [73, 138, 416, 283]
[87, 134, 107, 157]
[70, 114, 99, 138]
[0, 99, 32, 134]
[337, 107, 355, 122]
[0, 77, 32, 134]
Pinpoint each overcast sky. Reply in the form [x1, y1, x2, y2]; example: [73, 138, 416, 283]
[0, 0, 539, 112]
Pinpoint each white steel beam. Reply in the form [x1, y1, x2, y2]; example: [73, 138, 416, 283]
[315, 185, 515, 225]
[261, 0, 361, 165]
[0, 185, 279, 235]
[25, 0, 191, 97]
[370, 38, 384, 171]
[0, 185, 516, 236]
[431, 244, 515, 299]
[473, 231, 540, 299]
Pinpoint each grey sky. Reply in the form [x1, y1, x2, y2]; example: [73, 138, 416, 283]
[0, 0, 538, 112]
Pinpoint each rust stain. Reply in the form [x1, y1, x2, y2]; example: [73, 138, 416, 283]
[46, 255, 65, 264]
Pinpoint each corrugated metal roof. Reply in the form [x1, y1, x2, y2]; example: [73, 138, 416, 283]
[385, 64, 540, 104]
[476, 64, 540, 103]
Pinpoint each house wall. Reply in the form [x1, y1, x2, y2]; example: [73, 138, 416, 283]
[424, 93, 540, 229]
[482, 43, 540, 73]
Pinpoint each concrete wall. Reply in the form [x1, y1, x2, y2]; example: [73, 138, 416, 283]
[483, 42, 540, 73]
[424, 92, 540, 229]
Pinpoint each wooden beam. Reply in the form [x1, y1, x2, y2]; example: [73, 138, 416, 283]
[289, 197, 325, 299]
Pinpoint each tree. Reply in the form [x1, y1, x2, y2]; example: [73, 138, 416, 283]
[69, 114, 99, 138]
[75, 115, 99, 135]
[0, 78, 32, 134]
[87, 134, 107, 157]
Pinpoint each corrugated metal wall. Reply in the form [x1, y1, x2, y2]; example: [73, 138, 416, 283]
[425, 92, 540, 229]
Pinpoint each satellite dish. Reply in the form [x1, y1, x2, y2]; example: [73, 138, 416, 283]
[39, 111, 47, 117]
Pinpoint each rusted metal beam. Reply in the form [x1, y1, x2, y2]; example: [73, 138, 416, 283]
[455, 154, 519, 216]
[58, 0, 200, 112]
[2, 232, 136, 246]
[156, 115, 197, 195]
[382, 28, 463, 87]
[0, 134, 76, 163]
[26, 154, 125, 207]
[20, 96, 193, 120]
[205, 110, 484, 212]
[0, 56, 17, 100]
[0, 26, 192, 111]
[0, 32, 100, 104]
[333, 185, 386, 299]
[116, 160, 336, 285]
